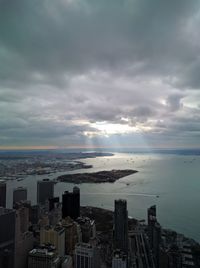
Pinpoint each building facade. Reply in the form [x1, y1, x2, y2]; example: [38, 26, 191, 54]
[0, 180, 6, 207]
[40, 226, 65, 257]
[62, 187, 80, 220]
[37, 179, 54, 205]
[113, 199, 128, 254]
[75, 243, 95, 268]
[0, 208, 16, 268]
[28, 247, 61, 268]
[13, 187, 27, 207]
[147, 205, 161, 268]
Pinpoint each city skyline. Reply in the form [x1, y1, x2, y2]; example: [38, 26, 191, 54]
[1, 0, 200, 149]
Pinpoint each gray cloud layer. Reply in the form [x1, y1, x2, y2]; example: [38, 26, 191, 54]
[0, 0, 200, 148]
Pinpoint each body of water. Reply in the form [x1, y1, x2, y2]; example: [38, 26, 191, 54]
[6, 151, 200, 242]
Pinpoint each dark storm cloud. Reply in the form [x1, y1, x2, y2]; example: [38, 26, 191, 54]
[0, 0, 200, 147]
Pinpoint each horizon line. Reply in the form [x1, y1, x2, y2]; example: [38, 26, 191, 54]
[0, 145, 200, 151]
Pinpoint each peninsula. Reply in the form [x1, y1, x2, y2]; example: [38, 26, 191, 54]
[56, 169, 138, 184]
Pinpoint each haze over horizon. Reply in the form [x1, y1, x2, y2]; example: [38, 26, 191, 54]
[1, 0, 200, 149]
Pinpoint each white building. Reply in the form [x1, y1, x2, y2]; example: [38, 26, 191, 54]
[75, 243, 95, 268]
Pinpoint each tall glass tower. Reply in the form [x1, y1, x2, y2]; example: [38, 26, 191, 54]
[113, 199, 128, 254]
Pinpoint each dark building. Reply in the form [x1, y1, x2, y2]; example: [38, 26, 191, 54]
[29, 205, 40, 225]
[129, 228, 155, 268]
[0, 180, 6, 207]
[113, 199, 128, 254]
[13, 187, 27, 207]
[148, 205, 156, 227]
[37, 179, 54, 205]
[0, 208, 16, 268]
[147, 205, 161, 268]
[62, 187, 80, 220]
[148, 205, 157, 250]
[48, 197, 60, 212]
[167, 245, 183, 268]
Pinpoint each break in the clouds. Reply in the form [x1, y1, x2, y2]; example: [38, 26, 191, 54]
[0, 0, 200, 148]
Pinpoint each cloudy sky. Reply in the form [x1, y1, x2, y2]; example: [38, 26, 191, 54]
[0, 0, 200, 149]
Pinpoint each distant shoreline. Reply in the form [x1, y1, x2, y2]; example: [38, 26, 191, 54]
[56, 169, 138, 184]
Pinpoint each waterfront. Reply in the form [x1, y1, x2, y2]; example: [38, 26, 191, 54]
[5, 151, 200, 242]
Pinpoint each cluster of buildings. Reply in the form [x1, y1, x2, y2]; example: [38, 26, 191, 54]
[0, 179, 197, 268]
[0, 179, 98, 268]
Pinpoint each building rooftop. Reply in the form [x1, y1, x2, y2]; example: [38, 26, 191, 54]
[29, 244, 58, 257]
[76, 242, 93, 249]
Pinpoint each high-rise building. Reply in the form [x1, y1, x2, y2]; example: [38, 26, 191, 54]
[28, 247, 61, 268]
[62, 187, 80, 220]
[148, 205, 156, 228]
[147, 205, 161, 268]
[16, 206, 29, 235]
[0, 179, 6, 207]
[13, 187, 27, 207]
[61, 217, 82, 255]
[167, 245, 183, 268]
[37, 179, 54, 205]
[0, 207, 16, 268]
[148, 206, 157, 250]
[40, 226, 65, 257]
[76, 217, 96, 243]
[129, 228, 155, 268]
[29, 204, 40, 225]
[48, 197, 60, 211]
[113, 199, 128, 254]
[15, 206, 34, 268]
[74, 243, 95, 268]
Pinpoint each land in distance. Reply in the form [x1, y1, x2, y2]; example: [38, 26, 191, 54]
[56, 169, 138, 184]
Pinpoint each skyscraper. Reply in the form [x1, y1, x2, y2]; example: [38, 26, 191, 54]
[148, 205, 157, 250]
[15, 205, 34, 268]
[40, 226, 65, 257]
[113, 199, 128, 254]
[0, 180, 6, 207]
[148, 205, 156, 227]
[37, 179, 54, 205]
[61, 217, 82, 255]
[0, 207, 16, 268]
[48, 197, 60, 211]
[13, 187, 27, 207]
[147, 205, 161, 268]
[62, 187, 80, 220]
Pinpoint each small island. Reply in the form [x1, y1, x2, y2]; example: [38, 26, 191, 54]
[56, 169, 138, 184]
